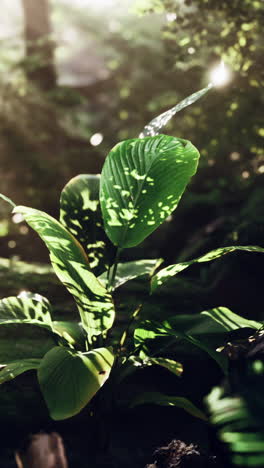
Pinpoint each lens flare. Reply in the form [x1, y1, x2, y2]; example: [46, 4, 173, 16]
[210, 61, 231, 87]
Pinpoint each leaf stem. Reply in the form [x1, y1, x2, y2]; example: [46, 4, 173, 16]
[119, 304, 142, 351]
[107, 247, 122, 292]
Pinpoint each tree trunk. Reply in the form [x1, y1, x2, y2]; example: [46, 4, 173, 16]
[21, 0, 56, 90]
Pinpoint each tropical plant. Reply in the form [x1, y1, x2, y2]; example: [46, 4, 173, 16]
[0, 85, 263, 423]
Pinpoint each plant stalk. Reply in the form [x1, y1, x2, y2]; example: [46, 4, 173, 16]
[107, 247, 122, 292]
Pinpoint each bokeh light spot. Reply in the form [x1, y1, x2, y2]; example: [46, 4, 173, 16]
[90, 133, 103, 146]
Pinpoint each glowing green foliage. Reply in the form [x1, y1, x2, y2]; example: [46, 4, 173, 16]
[13, 206, 115, 343]
[0, 292, 53, 327]
[100, 134, 200, 248]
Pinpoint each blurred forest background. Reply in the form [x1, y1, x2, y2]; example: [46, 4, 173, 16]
[0, 0, 263, 315]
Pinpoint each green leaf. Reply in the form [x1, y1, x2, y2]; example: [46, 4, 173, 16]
[140, 84, 212, 137]
[134, 320, 167, 357]
[99, 258, 163, 290]
[202, 307, 262, 332]
[100, 134, 200, 248]
[163, 314, 228, 372]
[13, 206, 115, 343]
[151, 245, 264, 292]
[135, 316, 228, 372]
[0, 292, 53, 328]
[60, 174, 114, 275]
[146, 357, 183, 377]
[53, 321, 86, 348]
[0, 193, 16, 209]
[129, 391, 207, 421]
[38, 346, 115, 420]
[0, 358, 40, 384]
[0, 323, 57, 362]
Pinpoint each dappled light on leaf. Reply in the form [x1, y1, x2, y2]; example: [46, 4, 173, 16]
[14, 206, 115, 343]
[100, 135, 200, 248]
[60, 174, 114, 275]
[0, 293, 53, 327]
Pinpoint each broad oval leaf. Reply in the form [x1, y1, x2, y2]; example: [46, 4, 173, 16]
[0, 358, 40, 384]
[13, 206, 115, 343]
[151, 245, 264, 292]
[140, 84, 212, 138]
[38, 346, 115, 420]
[0, 292, 53, 328]
[100, 135, 200, 248]
[129, 391, 207, 421]
[60, 174, 114, 275]
[99, 258, 163, 290]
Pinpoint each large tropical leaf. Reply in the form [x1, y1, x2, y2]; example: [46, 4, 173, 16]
[140, 84, 212, 138]
[0, 323, 57, 362]
[130, 392, 207, 421]
[0, 358, 40, 384]
[38, 346, 115, 420]
[151, 245, 264, 292]
[99, 258, 163, 290]
[0, 292, 53, 328]
[60, 174, 114, 275]
[13, 206, 115, 343]
[100, 134, 200, 248]
[202, 307, 262, 332]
